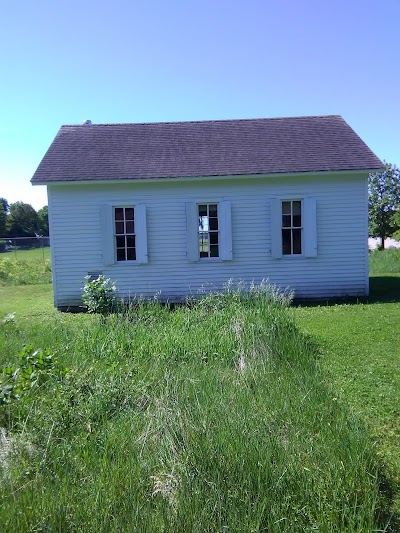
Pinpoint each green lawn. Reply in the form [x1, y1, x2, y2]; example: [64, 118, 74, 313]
[0, 284, 385, 532]
[0, 284, 54, 318]
[293, 273, 400, 521]
[0, 246, 51, 261]
[1, 251, 400, 530]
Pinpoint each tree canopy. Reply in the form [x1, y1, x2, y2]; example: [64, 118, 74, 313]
[0, 197, 9, 237]
[368, 163, 400, 249]
[37, 206, 49, 236]
[6, 202, 39, 238]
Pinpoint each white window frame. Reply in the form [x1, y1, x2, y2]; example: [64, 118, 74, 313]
[101, 203, 148, 266]
[114, 206, 137, 262]
[271, 196, 317, 259]
[186, 200, 232, 262]
[281, 199, 303, 256]
[198, 203, 220, 260]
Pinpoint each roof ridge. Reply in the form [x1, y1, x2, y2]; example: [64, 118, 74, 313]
[60, 115, 344, 128]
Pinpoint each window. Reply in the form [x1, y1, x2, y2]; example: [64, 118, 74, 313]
[282, 200, 302, 255]
[271, 197, 316, 259]
[198, 203, 219, 258]
[101, 204, 148, 265]
[114, 207, 136, 261]
[186, 201, 232, 262]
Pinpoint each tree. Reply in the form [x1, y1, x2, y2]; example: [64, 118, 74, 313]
[368, 163, 400, 249]
[0, 197, 9, 237]
[37, 206, 49, 236]
[392, 209, 400, 242]
[6, 202, 39, 238]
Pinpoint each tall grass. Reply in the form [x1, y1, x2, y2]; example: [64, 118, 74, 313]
[0, 285, 382, 531]
[369, 248, 400, 274]
[0, 258, 51, 286]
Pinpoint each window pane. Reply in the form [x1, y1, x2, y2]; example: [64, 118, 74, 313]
[209, 232, 219, 245]
[200, 251, 208, 258]
[116, 248, 126, 261]
[198, 204, 207, 217]
[293, 201, 301, 216]
[209, 204, 218, 217]
[126, 248, 136, 261]
[116, 235, 125, 248]
[126, 236, 135, 248]
[282, 201, 291, 215]
[209, 217, 218, 230]
[210, 245, 219, 257]
[199, 216, 209, 231]
[115, 208, 124, 221]
[282, 215, 291, 228]
[293, 229, 302, 254]
[115, 222, 124, 234]
[125, 208, 134, 220]
[126, 221, 134, 234]
[292, 215, 301, 228]
[282, 229, 292, 255]
[199, 232, 209, 253]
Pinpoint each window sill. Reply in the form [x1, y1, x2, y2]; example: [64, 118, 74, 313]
[276, 254, 307, 260]
[111, 260, 146, 266]
[197, 257, 225, 263]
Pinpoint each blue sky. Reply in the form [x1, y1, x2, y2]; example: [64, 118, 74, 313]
[1, 0, 399, 210]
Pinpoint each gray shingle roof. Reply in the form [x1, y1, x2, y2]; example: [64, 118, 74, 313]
[31, 115, 383, 184]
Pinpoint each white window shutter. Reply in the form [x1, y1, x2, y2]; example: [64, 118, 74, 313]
[219, 200, 233, 261]
[270, 198, 282, 259]
[303, 197, 317, 257]
[135, 204, 148, 264]
[186, 202, 198, 262]
[101, 205, 115, 266]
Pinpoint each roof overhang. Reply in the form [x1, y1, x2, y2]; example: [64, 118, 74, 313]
[31, 167, 384, 187]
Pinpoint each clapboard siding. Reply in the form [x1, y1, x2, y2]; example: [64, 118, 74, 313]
[48, 173, 369, 306]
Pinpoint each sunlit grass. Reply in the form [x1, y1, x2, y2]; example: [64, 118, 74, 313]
[0, 285, 382, 532]
[0, 246, 51, 262]
[294, 253, 400, 526]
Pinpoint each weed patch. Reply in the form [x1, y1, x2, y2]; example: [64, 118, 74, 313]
[0, 258, 51, 286]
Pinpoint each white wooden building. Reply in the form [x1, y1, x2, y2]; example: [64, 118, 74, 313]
[31, 116, 383, 308]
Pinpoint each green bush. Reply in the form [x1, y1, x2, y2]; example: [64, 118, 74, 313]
[82, 275, 116, 314]
[0, 345, 69, 430]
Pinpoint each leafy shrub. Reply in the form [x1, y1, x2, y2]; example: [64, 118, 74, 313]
[82, 275, 117, 314]
[0, 345, 68, 407]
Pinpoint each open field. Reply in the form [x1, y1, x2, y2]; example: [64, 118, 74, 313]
[293, 250, 400, 522]
[0, 250, 52, 286]
[1, 249, 399, 530]
[0, 284, 386, 532]
[0, 246, 51, 262]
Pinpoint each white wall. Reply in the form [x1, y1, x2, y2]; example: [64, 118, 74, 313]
[48, 172, 369, 306]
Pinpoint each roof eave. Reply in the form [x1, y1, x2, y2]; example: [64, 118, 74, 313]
[31, 167, 385, 186]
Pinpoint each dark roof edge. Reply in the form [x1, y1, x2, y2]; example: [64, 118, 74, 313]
[58, 114, 344, 128]
[31, 166, 384, 186]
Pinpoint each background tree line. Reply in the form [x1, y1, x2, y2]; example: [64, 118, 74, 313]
[368, 163, 400, 249]
[0, 198, 48, 238]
